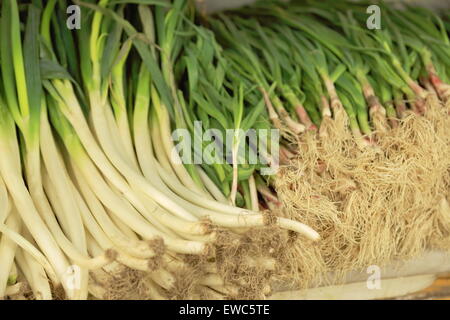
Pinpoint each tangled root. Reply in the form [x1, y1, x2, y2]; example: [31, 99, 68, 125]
[89, 266, 154, 300]
[430, 198, 450, 249]
[370, 103, 389, 134]
[166, 255, 206, 299]
[319, 111, 350, 143]
[275, 94, 450, 288]
[208, 226, 290, 299]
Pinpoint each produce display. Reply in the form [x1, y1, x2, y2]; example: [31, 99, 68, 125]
[0, 0, 449, 300]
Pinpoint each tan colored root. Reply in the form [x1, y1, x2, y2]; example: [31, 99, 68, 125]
[165, 257, 205, 299]
[370, 104, 389, 134]
[275, 95, 450, 288]
[83, 221, 319, 300]
[89, 266, 151, 300]
[429, 198, 450, 250]
[323, 106, 350, 140]
[205, 227, 289, 299]
[86, 256, 204, 300]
